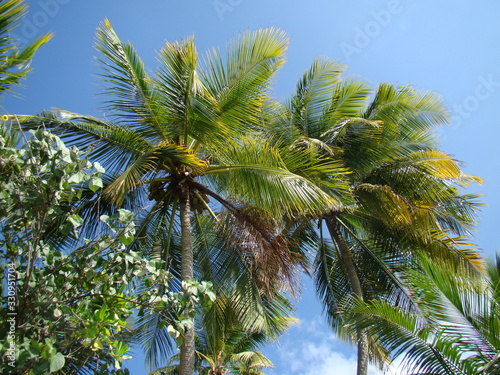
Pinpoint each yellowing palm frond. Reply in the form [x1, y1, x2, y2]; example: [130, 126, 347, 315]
[355, 183, 413, 226]
[404, 149, 483, 184]
[424, 231, 485, 275]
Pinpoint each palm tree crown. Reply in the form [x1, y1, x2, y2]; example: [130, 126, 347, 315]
[15, 21, 346, 374]
[264, 57, 483, 374]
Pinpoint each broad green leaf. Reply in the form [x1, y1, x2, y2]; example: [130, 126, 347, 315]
[49, 352, 65, 373]
[68, 214, 84, 228]
[89, 174, 103, 192]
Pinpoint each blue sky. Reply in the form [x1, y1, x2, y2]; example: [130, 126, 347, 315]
[4, 1, 500, 374]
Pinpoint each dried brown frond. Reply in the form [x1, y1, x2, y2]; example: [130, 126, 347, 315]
[217, 206, 304, 299]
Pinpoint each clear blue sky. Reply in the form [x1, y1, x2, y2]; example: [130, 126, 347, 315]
[4, 1, 500, 374]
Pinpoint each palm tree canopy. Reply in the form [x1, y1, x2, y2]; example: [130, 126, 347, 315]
[262, 56, 484, 373]
[13, 21, 349, 370]
[16, 20, 345, 216]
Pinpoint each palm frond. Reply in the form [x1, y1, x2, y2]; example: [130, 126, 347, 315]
[207, 135, 344, 218]
[355, 183, 413, 226]
[364, 83, 449, 134]
[287, 57, 345, 137]
[398, 149, 482, 184]
[134, 310, 177, 371]
[322, 117, 382, 145]
[419, 232, 485, 275]
[323, 77, 372, 125]
[95, 19, 164, 139]
[343, 298, 466, 375]
[16, 111, 150, 173]
[0, 0, 52, 95]
[343, 251, 500, 375]
[103, 142, 207, 205]
[154, 35, 225, 150]
[202, 27, 289, 134]
[216, 207, 302, 297]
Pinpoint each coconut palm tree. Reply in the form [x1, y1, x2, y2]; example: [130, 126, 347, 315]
[152, 331, 274, 375]
[150, 328, 274, 375]
[264, 57, 483, 375]
[342, 253, 500, 374]
[149, 292, 295, 375]
[15, 22, 346, 375]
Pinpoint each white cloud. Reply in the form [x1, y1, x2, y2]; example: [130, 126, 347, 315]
[275, 337, 381, 375]
[269, 315, 402, 375]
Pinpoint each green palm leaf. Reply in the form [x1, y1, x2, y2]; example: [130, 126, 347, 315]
[95, 19, 164, 138]
[15, 111, 150, 172]
[0, 0, 52, 95]
[155, 36, 221, 146]
[202, 27, 289, 135]
[287, 57, 345, 137]
[207, 135, 345, 218]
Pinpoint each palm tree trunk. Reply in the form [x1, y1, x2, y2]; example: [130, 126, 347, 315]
[179, 183, 195, 375]
[325, 214, 369, 375]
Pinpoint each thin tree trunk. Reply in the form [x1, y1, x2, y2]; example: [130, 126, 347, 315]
[325, 214, 369, 375]
[179, 184, 195, 375]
